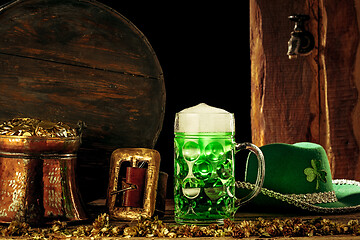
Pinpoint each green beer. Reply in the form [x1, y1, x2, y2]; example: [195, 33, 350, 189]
[174, 132, 235, 224]
[174, 103, 265, 225]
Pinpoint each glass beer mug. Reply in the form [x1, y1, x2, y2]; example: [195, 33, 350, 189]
[174, 103, 265, 224]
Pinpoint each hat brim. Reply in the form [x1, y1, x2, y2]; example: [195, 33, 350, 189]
[236, 179, 360, 214]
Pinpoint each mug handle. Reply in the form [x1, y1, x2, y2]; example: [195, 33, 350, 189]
[234, 142, 265, 208]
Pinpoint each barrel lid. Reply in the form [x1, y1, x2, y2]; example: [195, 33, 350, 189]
[0, 0, 165, 202]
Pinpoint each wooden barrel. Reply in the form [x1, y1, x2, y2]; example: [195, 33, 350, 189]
[0, 0, 165, 202]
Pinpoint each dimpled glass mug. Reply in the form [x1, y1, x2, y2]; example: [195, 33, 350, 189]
[174, 103, 265, 224]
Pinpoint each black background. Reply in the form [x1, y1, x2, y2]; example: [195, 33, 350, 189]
[99, 2, 252, 195]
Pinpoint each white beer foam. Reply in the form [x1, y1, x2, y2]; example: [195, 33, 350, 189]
[175, 103, 234, 133]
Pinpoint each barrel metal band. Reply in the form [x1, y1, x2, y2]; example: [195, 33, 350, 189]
[0, 151, 77, 159]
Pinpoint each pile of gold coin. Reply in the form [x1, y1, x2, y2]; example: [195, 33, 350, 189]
[0, 118, 79, 138]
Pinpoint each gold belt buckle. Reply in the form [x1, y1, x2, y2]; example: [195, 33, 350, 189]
[106, 148, 160, 220]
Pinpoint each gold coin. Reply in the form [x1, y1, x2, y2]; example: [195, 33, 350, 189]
[0, 118, 80, 138]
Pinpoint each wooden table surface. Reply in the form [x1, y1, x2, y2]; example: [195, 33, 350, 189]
[162, 200, 360, 239]
[2, 199, 360, 239]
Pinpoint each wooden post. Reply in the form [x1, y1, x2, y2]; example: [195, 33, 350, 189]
[324, 0, 360, 179]
[250, 0, 360, 180]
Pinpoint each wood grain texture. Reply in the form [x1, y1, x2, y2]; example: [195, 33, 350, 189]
[0, 0, 163, 79]
[324, 0, 360, 180]
[354, 0, 360, 180]
[250, 0, 360, 180]
[0, 0, 165, 201]
[250, 0, 319, 145]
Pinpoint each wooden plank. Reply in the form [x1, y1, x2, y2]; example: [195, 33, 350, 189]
[250, 0, 320, 146]
[324, 0, 360, 180]
[0, 0, 163, 79]
[250, 0, 360, 180]
[354, 0, 360, 180]
[0, 54, 164, 149]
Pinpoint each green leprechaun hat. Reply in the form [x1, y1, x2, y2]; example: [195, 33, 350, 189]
[235, 142, 360, 213]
